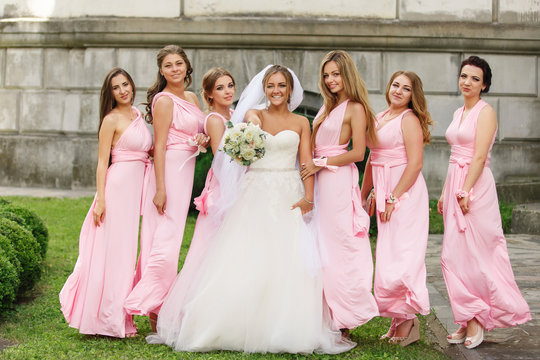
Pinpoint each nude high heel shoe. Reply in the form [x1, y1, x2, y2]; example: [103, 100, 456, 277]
[465, 325, 484, 349]
[447, 326, 467, 344]
[389, 317, 420, 347]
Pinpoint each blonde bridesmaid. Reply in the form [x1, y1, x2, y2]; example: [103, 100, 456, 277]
[124, 45, 207, 330]
[439, 56, 530, 349]
[361, 70, 432, 346]
[301, 50, 379, 336]
[60, 68, 152, 337]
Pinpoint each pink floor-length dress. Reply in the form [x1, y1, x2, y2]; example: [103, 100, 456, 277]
[158, 111, 230, 313]
[124, 92, 204, 316]
[441, 99, 531, 331]
[59, 108, 152, 337]
[369, 109, 430, 321]
[314, 100, 379, 330]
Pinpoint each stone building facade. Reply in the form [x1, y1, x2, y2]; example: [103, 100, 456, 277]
[0, 0, 539, 199]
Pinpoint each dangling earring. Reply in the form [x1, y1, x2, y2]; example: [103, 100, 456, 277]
[208, 97, 213, 111]
[265, 98, 270, 109]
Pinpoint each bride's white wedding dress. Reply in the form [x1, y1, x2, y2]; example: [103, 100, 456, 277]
[147, 129, 355, 354]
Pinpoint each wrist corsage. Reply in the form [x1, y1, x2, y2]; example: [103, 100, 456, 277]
[312, 156, 338, 172]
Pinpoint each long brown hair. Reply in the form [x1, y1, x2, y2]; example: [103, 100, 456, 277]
[312, 50, 377, 146]
[201, 67, 235, 111]
[385, 71, 433, 144]
[145, 45, 193, 123]
[99, 67, 135, 134]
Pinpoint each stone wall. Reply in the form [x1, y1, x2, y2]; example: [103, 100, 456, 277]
[0, 1, 539, 197]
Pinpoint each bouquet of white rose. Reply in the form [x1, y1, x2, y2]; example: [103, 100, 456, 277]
[221, 121, 266, 166]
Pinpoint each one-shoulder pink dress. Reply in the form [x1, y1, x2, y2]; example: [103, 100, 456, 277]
[59, 108, 152, 337]
[441, 99, 531, 331]
[314, 100, 379, 330]
[369, 109, 430, 323]
[159, 112, 230, 312]
[124, 93, 204, 316]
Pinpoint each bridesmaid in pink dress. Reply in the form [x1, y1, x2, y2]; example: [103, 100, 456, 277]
[361, 71, 433, 346]
[60, 68, 152, 337]
[300, 50, 379, 336]
[124, 46, 206, 330]
[439, 56, 531, 349]
[159, 68, 236, 313]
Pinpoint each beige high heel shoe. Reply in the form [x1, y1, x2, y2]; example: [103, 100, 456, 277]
[465, 324, 484, 349]
[447, 326, 467, 344]
[389, 317, 420, 347]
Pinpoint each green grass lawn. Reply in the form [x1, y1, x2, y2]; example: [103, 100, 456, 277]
[0, 196, 447, 360]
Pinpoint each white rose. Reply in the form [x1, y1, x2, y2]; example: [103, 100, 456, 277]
[241, 148, 256, 161]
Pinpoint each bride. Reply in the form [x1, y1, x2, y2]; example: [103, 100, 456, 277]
[146, 65, 355, 354]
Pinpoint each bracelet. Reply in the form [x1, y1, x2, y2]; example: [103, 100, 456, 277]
[456, 189, 469, 199]
[303, 197, 314, 205]
[386, 193, 398, 204]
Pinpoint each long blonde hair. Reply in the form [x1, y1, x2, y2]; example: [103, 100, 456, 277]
[312, 50, 377, 146]
[385, 71, 433, 144]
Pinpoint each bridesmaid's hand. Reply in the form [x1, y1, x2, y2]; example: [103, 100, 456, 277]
[458, 196, 470, 215]
[93, 200, 105, 226]
[153, 190, 167, 215]
[300, 161, 322, 180]
[437, 196, 444, 215]
[194, 133, 210, 148]
[379, 202, 395, 223]
[291, 198, 314, 215]
[148, 146, 155, 158]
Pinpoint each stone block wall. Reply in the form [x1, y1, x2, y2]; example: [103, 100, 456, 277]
[0, 0, 538, 196]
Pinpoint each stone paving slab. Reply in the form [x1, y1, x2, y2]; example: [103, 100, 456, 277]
[426, 234, 540, 360]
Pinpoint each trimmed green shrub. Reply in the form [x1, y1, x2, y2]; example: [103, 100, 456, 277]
[0, 252, 19, 311]
[0, 197, 10, 206]
[0, 234, 22, 279]
[0, 204, 49, 258]
[0, 218, 42, 293]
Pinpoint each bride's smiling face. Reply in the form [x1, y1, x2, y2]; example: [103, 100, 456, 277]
[265, 72, 290, 107]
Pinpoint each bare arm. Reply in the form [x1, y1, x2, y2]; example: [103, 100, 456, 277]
[360, 154, 373, 202]
[292, 116, 315, 215]
[458, 105, 497, 214]
[206, 115, 226, 155]
[93, 115, 116, 226]
[380, 112, 424, 223]
[152, 96, 174, 214]
[245, 109, 262, 125]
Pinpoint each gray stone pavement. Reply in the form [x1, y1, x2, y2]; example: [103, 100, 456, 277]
[426, 234, 540, 360]
[1, 186, 539, 359]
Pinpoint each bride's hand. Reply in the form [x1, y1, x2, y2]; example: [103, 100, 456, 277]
[291, 198, 314, 215]
[300, 160, 321, 180]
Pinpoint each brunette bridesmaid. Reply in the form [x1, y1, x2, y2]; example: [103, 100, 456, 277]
[124, 45, 207, 330]
[301, 50, 379, 336]
[60, 68, 152, 337]
[361, 70, 432, 346]
[439, 56, 530, 349]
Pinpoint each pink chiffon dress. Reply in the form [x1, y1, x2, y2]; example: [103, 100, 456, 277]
[59, 107, 152, 337]
[441, 99, 531, 331]
[159, 111, 229, 312]
[314, 100, 379, 330]
[369, 109, 430, 325]
[124, 92, 204, 316]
